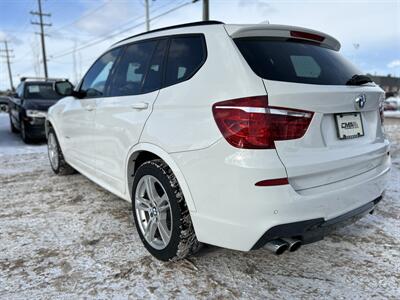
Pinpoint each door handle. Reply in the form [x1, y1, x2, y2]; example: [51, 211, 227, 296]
[86, 105, 95, 111]
[131, 102, 149, 110]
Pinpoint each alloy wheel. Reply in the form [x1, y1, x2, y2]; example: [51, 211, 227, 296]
[135, 175, 173, 250]
[47, 133, 59, 170]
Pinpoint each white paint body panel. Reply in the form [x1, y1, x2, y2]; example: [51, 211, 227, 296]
[94, 91, 159, 194]
[48, 23, 390, 251]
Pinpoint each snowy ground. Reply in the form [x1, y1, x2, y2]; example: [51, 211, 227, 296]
[0, 112, 399, 299]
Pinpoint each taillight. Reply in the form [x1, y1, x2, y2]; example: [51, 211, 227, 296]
[212, 96, 314, 149]
[379, 94, 385, 126]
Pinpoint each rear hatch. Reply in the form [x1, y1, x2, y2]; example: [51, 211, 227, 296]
[230, 25, 388, 190]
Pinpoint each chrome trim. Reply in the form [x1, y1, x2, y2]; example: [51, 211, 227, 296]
[214, 106, 312, 118]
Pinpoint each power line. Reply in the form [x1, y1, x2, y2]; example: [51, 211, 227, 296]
[48, 0, 111, 36]
[0, 41, 15, 91]
[30, 0, 51, 79]
[50, 1, 196, 60]
[48, 0, 181, 59]
[49, 0, 181, 57]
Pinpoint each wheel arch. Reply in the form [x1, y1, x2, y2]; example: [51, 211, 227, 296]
[45, 117, 67, 150]
[45, 118, 53, 138]
[125, 143, 197, 212]
[45, 117, 60, 140]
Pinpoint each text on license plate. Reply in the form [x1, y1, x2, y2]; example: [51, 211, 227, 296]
[334, 112, 364, 140]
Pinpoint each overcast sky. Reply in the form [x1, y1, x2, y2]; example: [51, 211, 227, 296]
[0, 0, 399, 90]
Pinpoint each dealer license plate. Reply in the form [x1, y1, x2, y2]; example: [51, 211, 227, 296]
[335, 112, 364, 140]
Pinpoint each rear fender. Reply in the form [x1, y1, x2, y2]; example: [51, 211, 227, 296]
[125, 143, 196, 212]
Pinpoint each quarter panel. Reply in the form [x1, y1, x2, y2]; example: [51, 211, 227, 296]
[140, 26, 267, 153]
[124, 143, 197, 211]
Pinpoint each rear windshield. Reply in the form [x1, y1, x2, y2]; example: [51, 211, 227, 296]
[24, 83, 60, 100]
[235, 38, 360, 85]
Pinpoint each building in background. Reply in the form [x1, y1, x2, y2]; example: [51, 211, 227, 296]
[368, 74, 400, 98]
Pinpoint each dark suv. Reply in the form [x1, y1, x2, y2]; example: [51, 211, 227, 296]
[8, 77, 70, 143]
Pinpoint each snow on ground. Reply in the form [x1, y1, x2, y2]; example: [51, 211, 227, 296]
[0, 113, 46, 159]
[0, 112, 399, 299]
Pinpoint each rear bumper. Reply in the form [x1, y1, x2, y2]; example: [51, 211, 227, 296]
[172, 139, 391, 251]
[252, 196, 382, 249]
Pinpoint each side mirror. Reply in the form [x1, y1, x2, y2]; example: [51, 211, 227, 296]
[53, 81, 74, 97]
[53, 81, 87, 99]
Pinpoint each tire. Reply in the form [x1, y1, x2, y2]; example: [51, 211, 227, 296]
[47, 128, 75, 175]
[20, 120, 32, 143]
[9, 114, 19, 133]
[132, 159, 201, 261]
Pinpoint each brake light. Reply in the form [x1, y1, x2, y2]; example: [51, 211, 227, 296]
[290, 31, 325, 42]
[212, 96, 313, 149]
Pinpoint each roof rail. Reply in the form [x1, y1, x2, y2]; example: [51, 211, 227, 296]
[114, 20, 224, 45]
[21, 77, 69, 82]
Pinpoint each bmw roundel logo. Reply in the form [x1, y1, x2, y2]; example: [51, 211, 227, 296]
[355, 94, 367, 110]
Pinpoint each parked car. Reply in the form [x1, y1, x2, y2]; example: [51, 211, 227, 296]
[0, 95, 10, 112]
[8, 77, 71, 143]
[46, 21, 390, 261]
[383, 97, 400, 111]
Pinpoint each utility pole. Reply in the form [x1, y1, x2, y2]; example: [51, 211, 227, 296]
[0, 41, 15, 91]
[203, 0, 209, 21]
[72, 40, 78, 84]
[30, 0, 51, 79]
[145, 0, 150, 32]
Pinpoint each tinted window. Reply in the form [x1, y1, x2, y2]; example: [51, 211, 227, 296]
[80, 48, 120, 97]
[165, 36, 206, 86]
[24, 83, 60, 100]
[110, 41, 157, 96]
[16, 84, 24, 98]
[142, 39, 168, 94]
[235, 38, 360, 85]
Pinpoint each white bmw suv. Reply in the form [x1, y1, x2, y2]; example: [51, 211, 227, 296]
[47, 21, 390, 261]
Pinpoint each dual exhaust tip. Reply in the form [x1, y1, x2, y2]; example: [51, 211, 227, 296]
[264, 238, 302, 255]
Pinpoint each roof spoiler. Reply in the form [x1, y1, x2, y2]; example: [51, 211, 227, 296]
[224, 24, 341, 51]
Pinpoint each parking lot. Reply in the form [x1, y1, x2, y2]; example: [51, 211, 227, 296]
[0, 112, 399, 299]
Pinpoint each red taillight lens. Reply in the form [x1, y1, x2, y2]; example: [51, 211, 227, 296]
[212, 96, 313, 149]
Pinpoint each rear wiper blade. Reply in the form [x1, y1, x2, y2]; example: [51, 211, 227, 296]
[346, 74, 373, 86]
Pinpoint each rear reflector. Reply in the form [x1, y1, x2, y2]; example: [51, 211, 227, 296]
[290, 31, 325, 42]
[255, 178, 289, 186]
[212, 96, 313, 149]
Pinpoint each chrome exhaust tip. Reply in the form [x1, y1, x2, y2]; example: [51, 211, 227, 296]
[281, 238, 302, 252]
[264, 239, 289, 255]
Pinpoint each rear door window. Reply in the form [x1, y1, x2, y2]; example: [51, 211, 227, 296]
[142, 39, 168, 94]
[109, 40, 157, 96]
[165, 35, 206, 87]
[235, 38, 360, 85]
